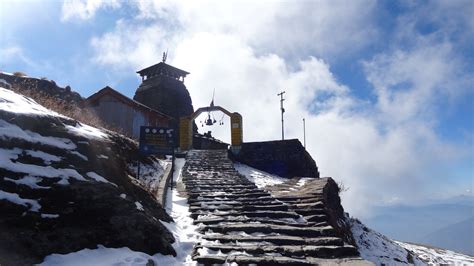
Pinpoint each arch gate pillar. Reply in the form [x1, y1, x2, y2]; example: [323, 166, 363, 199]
[179, 106, 243, 151]
[179, 116, 192, 150]
[230, 112, 243, 146]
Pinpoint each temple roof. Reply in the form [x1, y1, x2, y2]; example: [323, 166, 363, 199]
[85, 86, 172, 119]
[137, 62, 189, 79]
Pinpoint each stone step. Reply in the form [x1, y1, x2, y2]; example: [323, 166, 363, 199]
[196, 243, 360, 258]
[304, 214, 328, 223]
[182, 150, 367, 265]
[194, 217, 320, 227]
[191, 210, 302, 220]
[187, 196, 275, 204]
[202, 234, 344, 246]
[275, 195, 324, 201]
[183, 181, 254, 186]
[189, 204, 288, 213]
[200, 224, 336, 237]
[187, 188, 263, 194]
[189, 199, 282, 207]
[292, 201, 324, 209]
[184, 184, 257, 190]
[187, 191, 270, 199]
[290, 208, 326, 216]
[192, 254, 314, 265]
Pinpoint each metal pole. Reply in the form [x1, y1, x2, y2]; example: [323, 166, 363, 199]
[303, 118, 306, 149]
[277, 91, 286, 140]
[137, 160, 140, 179]
[171, 151, 175, 190]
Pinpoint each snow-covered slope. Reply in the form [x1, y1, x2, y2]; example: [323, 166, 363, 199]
[397, 241, 474, 265]
[349, 217, 425, 265]
[349, 216, 474, 265]
[0, 87, 175, 265]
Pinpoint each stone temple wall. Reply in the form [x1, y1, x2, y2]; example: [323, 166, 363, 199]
[133, 76, 195, 145]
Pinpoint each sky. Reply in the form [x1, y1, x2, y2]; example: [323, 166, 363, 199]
[1, 0, 473, 218]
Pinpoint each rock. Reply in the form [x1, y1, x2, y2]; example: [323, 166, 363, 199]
[0, 97, 175, 265]
[0, 73, 84, 105]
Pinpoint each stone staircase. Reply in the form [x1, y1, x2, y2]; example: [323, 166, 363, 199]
[180, 150, 371, 265]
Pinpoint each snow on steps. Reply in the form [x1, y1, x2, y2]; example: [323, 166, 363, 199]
[179, 149, 371, 265]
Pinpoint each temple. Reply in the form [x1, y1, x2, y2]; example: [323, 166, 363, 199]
[133, 59, 194, 145]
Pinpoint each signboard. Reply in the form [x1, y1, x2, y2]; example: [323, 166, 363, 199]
[139, 126, 174, 155]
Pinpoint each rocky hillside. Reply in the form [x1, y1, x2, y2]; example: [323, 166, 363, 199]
[0, 87, 175, 265]
[0, 72, 83, 104]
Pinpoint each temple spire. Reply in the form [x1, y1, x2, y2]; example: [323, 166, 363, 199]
[162, 50, 168, 63]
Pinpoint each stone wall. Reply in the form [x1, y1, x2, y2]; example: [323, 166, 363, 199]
[193, 134, 229, 150]
[232, 139, 320, 178]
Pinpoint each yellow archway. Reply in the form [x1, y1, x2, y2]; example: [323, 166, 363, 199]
[179, 106, 242, 150]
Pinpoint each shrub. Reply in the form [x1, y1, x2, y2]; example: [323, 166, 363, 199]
[336, 180, 349, 195]
[13, 71, 27, 77]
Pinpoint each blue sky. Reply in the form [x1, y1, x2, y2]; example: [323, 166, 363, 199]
[1, 0, 473, 217]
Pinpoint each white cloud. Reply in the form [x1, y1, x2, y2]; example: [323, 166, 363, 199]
[89, 0, 377, 64]
[172, 32, 467, 217]
[364, 41, 471, 125]
[0, 46, 39, 71]
[83, 1, 471, 218]
[90, 20, 172, 70]
[61, 0, 121, 21]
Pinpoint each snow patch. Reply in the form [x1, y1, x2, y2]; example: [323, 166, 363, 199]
[120, 193, 126, 199]
[0, 190, 41, 212]
[0, 87, 64, 117]
[0, 119, 76, 150]
[65, 122, 108, 140]
[348, 216, 425, 265]
[4, 176, 49, 189]
[234, 162, 287, 188]
[158, 158, 200, 265]
[135, 201, 144, 211]
[0, 148, 86, 185]
[128, 159, 169, 192]
[296, 177, 313, 187]
[69, 150, 88, 161]
[25, 150, 62, 164]
[86, 172, 117, 187]
[39, 245, 156, 266]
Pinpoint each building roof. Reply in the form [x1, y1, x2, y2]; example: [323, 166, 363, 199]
[84, 86, 173, 120]
[137, 62, 189, 78]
